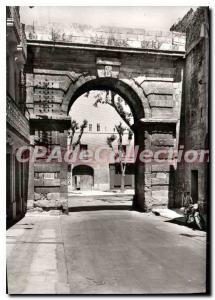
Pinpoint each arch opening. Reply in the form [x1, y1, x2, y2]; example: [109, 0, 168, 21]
[66, 77, 145, 123]
[67, 82, 137, 202]
[72, 165, 94, 191]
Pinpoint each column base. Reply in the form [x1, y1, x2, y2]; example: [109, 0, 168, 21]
[132, 194, 152, 212]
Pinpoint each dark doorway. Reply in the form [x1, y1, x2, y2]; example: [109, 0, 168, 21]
[72, 165, 94, 190]
[6, 153, 11, 219]
[15, 159, 21, 216]
[191, 170, 198, 203]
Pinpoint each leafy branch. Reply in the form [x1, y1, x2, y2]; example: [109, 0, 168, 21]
[68, 119, 88, 150]
[87, 91, 133, 129]
[106, 122, 133, 192]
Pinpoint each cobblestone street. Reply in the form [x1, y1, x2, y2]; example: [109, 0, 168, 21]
[7, 206, 206, 294]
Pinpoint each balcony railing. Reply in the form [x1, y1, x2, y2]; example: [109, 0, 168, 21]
[7, 95, 30, 140]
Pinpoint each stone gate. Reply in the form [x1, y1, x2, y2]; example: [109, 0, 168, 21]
[25, 25, 185, 211]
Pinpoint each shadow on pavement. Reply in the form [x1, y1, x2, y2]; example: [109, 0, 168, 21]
[164, 217, 206, 231]
[164, 216, 186, 225]
[6, 214, 25, 230]
[180, 233, 206, 238]
[69, 205, 132, 212]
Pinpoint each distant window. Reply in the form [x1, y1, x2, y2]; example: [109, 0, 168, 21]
[34, 172, 59, 179]
[80, 144, 88, 159]
[115, 164, 121, 174]
[97, 123, 100, 132]
[80, 144, 88, 151]
[43, 173, 56, 179]
[123, 145, 127, 154]
[118, 145, 127, 155]
[89, 124, 92, 131]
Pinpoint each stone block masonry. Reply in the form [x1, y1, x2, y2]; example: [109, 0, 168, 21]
[25, 22, 185, 212]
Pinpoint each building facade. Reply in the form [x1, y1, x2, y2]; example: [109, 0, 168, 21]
[6, 7, 30, 225]
[67, 119, 135, 192]
[23, 20, 185, 212]
[32, 92, 135, 207]
[6, 7, 209, 215]
[171, 7, 209, 215]
[66, 91, 135, 193]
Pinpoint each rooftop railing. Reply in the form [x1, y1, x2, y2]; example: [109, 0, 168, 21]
[25, 23, 186, 52]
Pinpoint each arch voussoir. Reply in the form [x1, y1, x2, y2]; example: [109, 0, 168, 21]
[61, 74, 96, 114]
[62, 74, 146, 122]
[120, 78, 151, 119]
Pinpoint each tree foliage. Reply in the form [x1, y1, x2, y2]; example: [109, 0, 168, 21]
[86, 91, 133, 129]
[106, 122, 133, 192]
[68, 119, 88, 150]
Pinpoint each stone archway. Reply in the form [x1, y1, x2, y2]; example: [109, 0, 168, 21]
[26, 41, 183, 212]
[62, 76, 149, 121]
[64, 75, 178, 212]
[64, 75, 150, 211]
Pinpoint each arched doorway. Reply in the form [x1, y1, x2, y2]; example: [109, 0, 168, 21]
[65, 76, 146, 209]
[72, 165, 94, 191]
[64, 76, 147, 120]
[26, 41, 183, 212]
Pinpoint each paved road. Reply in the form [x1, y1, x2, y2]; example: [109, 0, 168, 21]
[7, 209, 206, 294]
[68, 194, 133, 211]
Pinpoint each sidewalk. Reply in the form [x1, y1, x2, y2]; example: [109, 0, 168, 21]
[152, 208, 184, 219]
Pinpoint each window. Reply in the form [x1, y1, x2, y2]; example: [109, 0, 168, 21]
[80, 144, 88, 151]
[80, 144, 88, 159]
[118, 145, 127, 155]
[97, 123, 100, 132]
[89, 124, 92, 131]
[34, 172, 59, 179]
[44, 173, 56, 179]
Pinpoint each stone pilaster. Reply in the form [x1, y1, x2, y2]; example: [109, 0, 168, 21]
[27, 134, 35, 209]
[59, 130, 69, 213]
[132, 118, 177, 211]
[132, 122, 152, 212]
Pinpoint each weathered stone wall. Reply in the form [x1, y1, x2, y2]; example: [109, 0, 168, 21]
[6, 7, 30, 224]
[170, 9, 194, 33]
[25, 23, 185, 52]
[28, 118, 70, 210]
[134, 120, 177, 211]
[174, 7, 209, 213]
[25, 24, 185, 211]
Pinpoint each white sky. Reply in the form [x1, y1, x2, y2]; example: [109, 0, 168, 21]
[70, 92, 131, 132]
[20, 6, 195, 129]
[20, 6, 195, 31]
